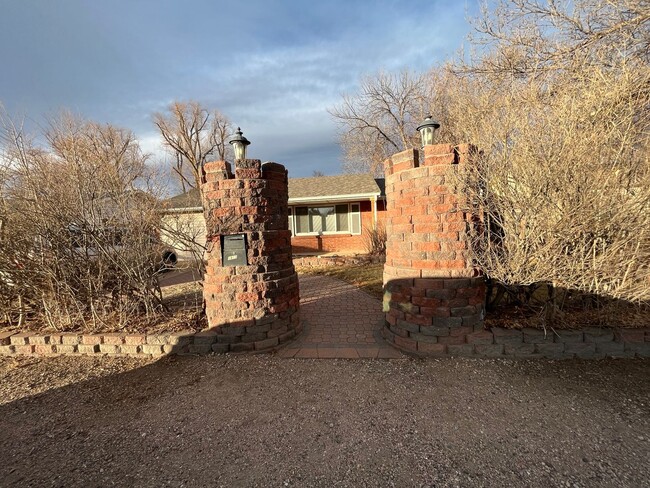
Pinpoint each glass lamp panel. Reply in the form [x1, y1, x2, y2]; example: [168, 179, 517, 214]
[233, 142, 244, 160]
[423, 127, 433, 146]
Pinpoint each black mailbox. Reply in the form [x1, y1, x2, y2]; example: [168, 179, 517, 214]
[222, 234, 247, 266]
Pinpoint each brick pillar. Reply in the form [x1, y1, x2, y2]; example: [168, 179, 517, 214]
[201, 159, 301, 353]
[382, 144, 486, 356]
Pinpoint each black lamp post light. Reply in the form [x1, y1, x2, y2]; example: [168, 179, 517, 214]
[416, 115, 440, 147]
[228, 127, 251, 161]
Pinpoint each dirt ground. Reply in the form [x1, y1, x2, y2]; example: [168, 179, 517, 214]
[1, 355, 648, 487]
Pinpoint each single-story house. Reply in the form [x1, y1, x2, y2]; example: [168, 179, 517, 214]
[162, 173, 386, 258]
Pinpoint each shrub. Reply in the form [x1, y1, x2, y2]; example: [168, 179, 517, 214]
[363, 222, 387, 256]
[0, 111, 168, 330]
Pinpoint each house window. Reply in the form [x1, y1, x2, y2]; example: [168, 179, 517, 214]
[350, 204, 361, 234]
[288, 207, 294, 235]
[291, 203, 361, 236]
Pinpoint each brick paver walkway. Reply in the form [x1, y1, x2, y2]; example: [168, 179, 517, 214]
[277, 275, 404, 359]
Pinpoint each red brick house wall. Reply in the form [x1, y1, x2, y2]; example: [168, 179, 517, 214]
[291, 200, 386, 254]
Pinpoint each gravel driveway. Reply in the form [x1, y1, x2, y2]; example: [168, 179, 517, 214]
[1, 355, 648, 487]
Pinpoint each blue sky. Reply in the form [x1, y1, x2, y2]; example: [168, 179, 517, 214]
[0, 0, 479, 190]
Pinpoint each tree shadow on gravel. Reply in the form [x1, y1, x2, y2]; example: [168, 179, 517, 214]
[0, 354, 648, 487]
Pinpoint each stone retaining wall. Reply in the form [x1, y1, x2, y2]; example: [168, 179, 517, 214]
[383, 324, 650, 359]
[0, 327, 302, 357]
[1, 326, 647, 358]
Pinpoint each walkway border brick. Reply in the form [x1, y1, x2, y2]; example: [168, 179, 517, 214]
[383, 325, 650, 359]
[1, 325, 648, 359]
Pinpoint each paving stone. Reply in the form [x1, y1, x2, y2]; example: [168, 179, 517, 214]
[0, 331, 15, 345]
[614, 329, 645, 343]
[377, 347, 404, 359]
[103, 334, 125, 345]
[187, 344, 212, 354]
[211, 343, 230, 354]
[47, 335, 62, 345]
[417, 342, 447, 356]
[99, 344, 120, 354]
[29, 335, 50, 345]
[583, 327, 614, 343]
[522, 328, 553, 344]
[431, 317, 463, 327]
[120, 345, 141, 355]
[409, 333, 438, 343]
[356, 347, 380, 359]
[60, 333, 81, 345]
[535, 343, 572, 359]
[474, 344, 504, 357]
[142, 344, 164, 355]
[230, 342, 255, 353]
[321, 348, 359, 359]
[554, 330, 584, 343]
[10, 333, 30, 346]
[504, 343, 536, 356]
[492, 328, 523, 345]
[395, 319, 420, 333]
[394, 335, 418, 352]
[167, 333, 192, 346]
[467, 331, 494, 344]
[77, 344, 99, 354]
[193, 331, 218, 344]
[564, 342, 596, 358]
[462, 314, 483, 327]
[278, 329, 296, 343]
[419, 325, 450, 337]
[254, 337, 279, 351]
[595, 342, 625, 356]
[447, 344, 474, 357]
[275, 347, 299, 358]
[450, 305, 477, 317]
[81, 335, 102, 345]
[438, 335, 466, 345]
[294, 348, 319, 358]
[34, 345, 55, 355]
[145, 335, 168, 345]
[625, 342, 650, 358]
[449, 325, 474, 337]
[123, 334, 146, 345]
[15, 345, 35, 354]
[241, 332, 269, 343]
[389, 324, 409, 338]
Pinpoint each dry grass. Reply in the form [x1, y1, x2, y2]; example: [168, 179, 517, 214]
[0, 281, 206, 335]
[298, 264, 384, 300]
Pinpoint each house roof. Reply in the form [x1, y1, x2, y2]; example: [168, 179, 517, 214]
[289, 174, 383, 200]
[164, 174, 386, 210]
[164, 188, 202, 209]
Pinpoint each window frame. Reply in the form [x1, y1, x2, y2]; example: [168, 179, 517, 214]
[289, 202, 362, 236]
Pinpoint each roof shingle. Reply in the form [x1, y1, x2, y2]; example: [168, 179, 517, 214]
[164, 173, 385, 210]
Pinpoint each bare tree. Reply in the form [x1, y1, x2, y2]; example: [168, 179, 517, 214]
[311, 170, 325, 177]
[445, 0, 650, 314]
[461, 0, 650, 77]
[329, 70, 431, 175]
[153, 101, 232, 191]
[0, 110, 169, 330]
